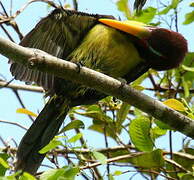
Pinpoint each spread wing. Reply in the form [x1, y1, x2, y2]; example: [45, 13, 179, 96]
[10, 8, 114, 92]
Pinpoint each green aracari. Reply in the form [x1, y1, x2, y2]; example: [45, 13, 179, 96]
[10, 8, 187, 174]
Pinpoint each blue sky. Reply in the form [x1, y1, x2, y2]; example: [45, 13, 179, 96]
[0, 0, 193, 179]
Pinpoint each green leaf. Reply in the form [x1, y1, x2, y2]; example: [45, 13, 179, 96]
[171, 0, 179, 8]
[40, 169, 63, 180]
[132, 85, 145, 91]
[39, 139, 62, 154]
[0, 176, 16, 180]
[184, 148, 194, 155]
[163, 99, 187, 112]
[109, 174, 115, 180]
[77, 105, 113, 123]
[130, 149, 164, 168]
[151, 126, 167, 139]
[0, 153, 9, 176]
[190, 2, 194, 7]
[19, 172, 36, 180]
[183, 52, 194, 66]
[0, 157, 9, 169]
[92, 151, 107, 164]
[173, 152, 194, 171]
[187, 113, 194, 119]
[158, 5, 172, 15]
[88, 123, 117, 139]
[158, 0, 179, 15]
[113, 170, 122, 176]
[182, 53, 194, 82]
[40, 166, 79, 180]
[182, 65, 194, 72]
[165, 160, 181, 178]
[59, 120, 85, 134]
[63, 166, 79, 179]
[116, 102, 130, 128]
[134, 108, 144, 118]
[0, 171, 23, 180]
[129, 117, 154, 152]
[154, 120, 171, 130]
[183, 11, 194, 25]
[67, 133, 82, 143]
[181, 173, 194, 180]
[181, 77, 190, 97]
[131, 72, 148, 86]
[134, 7, 157, 23]
[116, 0, 131, 18]
[16, 108, 37, 117]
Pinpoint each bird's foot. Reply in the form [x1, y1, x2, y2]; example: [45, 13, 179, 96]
[74, 62, 83, 73]
[117, 77, 127, 89]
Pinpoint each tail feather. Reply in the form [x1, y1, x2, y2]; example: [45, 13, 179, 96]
[16, 96, 70, 174]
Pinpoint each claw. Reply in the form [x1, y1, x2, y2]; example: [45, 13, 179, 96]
[74, 62, 83, 73]
[117, 77, 127, 89]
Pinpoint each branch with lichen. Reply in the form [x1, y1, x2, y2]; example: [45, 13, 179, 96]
[0, 36, 193, 138]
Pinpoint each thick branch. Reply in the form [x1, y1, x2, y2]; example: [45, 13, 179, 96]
[0, 37, 193, 138]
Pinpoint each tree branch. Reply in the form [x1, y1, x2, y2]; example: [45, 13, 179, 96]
[145, 87, 194, 93]
[0, 119, 27, 130]
[0, 36, 193, 138]
[0, 80, 43, 92]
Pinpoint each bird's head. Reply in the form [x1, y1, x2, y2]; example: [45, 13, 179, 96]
[99, 19, 188, 70]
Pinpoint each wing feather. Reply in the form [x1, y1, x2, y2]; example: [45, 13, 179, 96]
[10, 8, 114, 92]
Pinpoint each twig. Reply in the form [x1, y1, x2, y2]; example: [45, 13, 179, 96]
[169, 131, 173, 159]
[54, 145, 135, 155]
[12, 89, 35, 122]
[0, 81, 44, 92]
[73, 0, 78, 10]
[0, 136, 8, 147]
[124, 169, 177, 180]
[148, 73, 158, 89]
[0, 79, 38, 122]
[0, 78, 14, 88]
[0, 24, 15, 42]
[0, 145, 135, 159]
[174, 8, 179, 32]
[80, 153, 143, 170]
[0, 0, 59, 40]
[164, 157, 188, 173]
[70, 115, 102, 179]
[0, 1, 9, 17]
[0, 1, 23, 40]
[7, 0, 58, 20]
[145, 87, 194, 93]
[0, 119, 27, 130]
[103, 126, 110, 178]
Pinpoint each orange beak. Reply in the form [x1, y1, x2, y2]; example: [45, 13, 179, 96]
[99, 19, 151, 39]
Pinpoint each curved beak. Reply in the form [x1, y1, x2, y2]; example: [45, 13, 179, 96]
[99, 19, 151, 39]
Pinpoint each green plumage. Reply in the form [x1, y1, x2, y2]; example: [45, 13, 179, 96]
[16, 96, 70, 173]
[10, 7, 188, 174]
[10, 8, 149, 174]
[70, 24, 143, 78]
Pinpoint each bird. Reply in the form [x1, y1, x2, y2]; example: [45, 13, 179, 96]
[9, 7, 187, 174]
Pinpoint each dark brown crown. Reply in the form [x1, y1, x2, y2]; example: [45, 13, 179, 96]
[146, 28, 188, 70]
